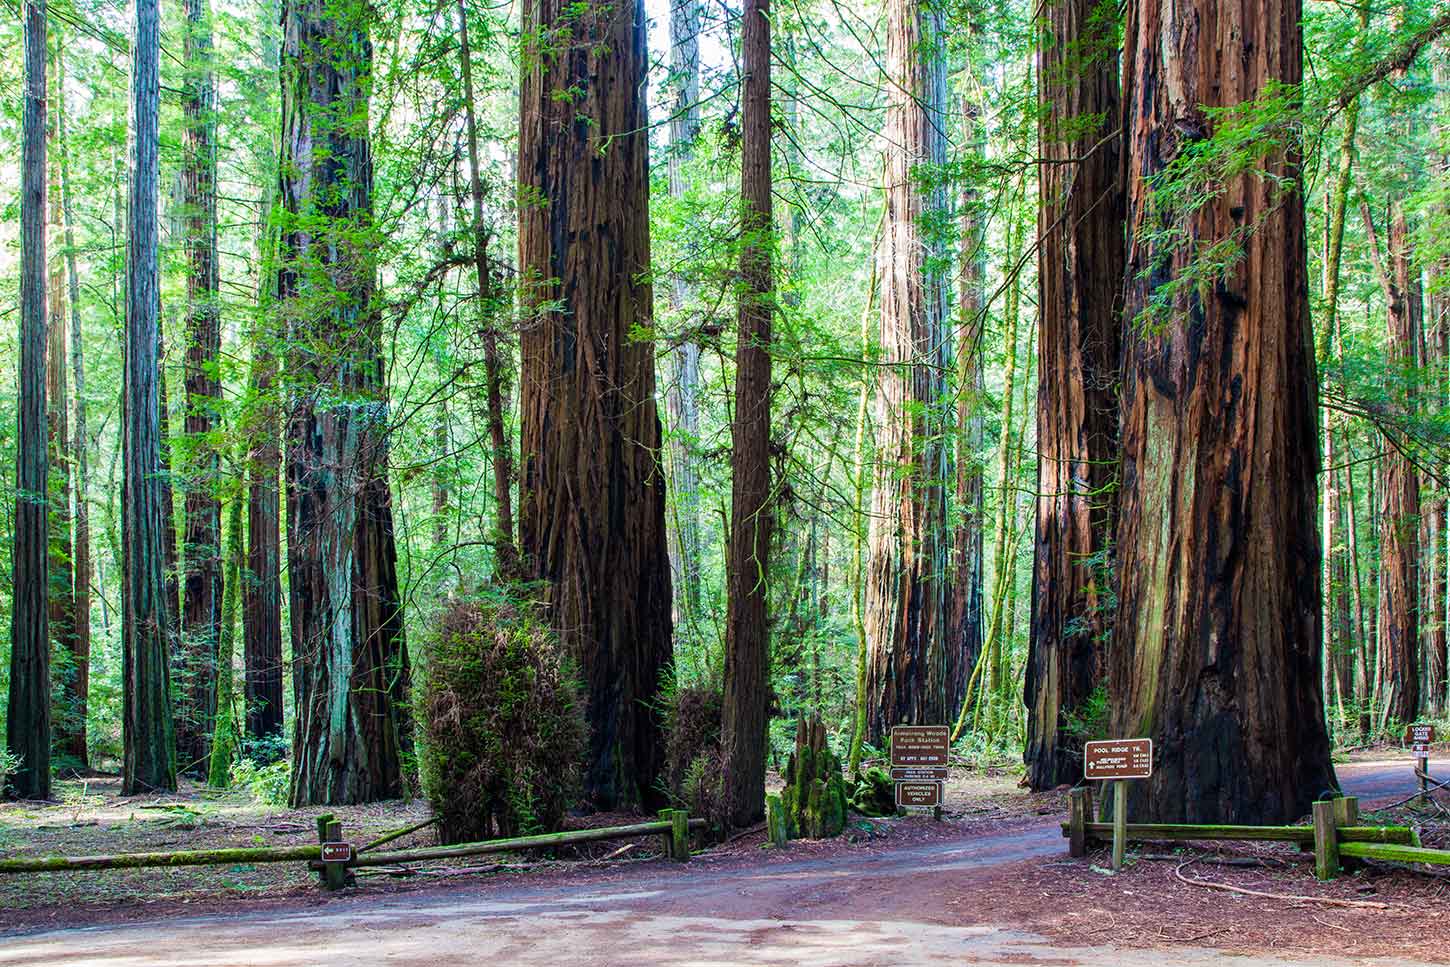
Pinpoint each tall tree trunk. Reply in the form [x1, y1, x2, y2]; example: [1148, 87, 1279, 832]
[518, 0, 673, 811]
[864, 0, 953, 743]
[664, 0, 703, 622]
[244, 337, 284, 746]
[281, 0, 412, 806]
[1363, 200, 1422, 725]
[1111, 0, 1335, 822]
[1024, 0, 1125, 790]
[454, 0, 516, 574]
[58, 37, 92, 769]
[721, 0, 773, 830]
[177, 0, 223, 778]
[1423, 45, 1450, 717]
[949, 86, 986, 717]
[123, 0, 178, 795]
[46, 59, 78, 767]
[244, 10, 284, 750]
[7, 0, 52, 802]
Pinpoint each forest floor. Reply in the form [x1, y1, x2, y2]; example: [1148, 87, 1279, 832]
[1, 751, 1447, 964]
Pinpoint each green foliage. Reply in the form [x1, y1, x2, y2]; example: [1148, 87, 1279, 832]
[778, 719, 849, 839]
[848, 766, 896, 818]
[0, 748, 22, 797]
[229, 757, 291, 806]
[419, 592, 586, 845]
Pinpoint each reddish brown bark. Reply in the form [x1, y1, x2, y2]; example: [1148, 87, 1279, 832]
[864, 0, 953, 743]
[177, 0, 223, 777]
[721, 0, 773, 830]
[518, 0, 672, 811]
[8, 0, 52, 801]
[1111, 0, 1335, 822]
[1024, 0, 1125, 790]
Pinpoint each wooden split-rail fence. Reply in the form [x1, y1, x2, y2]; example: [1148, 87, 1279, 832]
[1063, 788, 1450, 879]
[0, 809, 703, 890]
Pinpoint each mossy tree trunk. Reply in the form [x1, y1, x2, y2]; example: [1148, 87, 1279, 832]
[1111, 0, 1336, 822]
[280, 0, 412, 806]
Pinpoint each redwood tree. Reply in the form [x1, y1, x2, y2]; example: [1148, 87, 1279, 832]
[517, 0, 673, 811]
[123, 0, 179, 795]
[8, 0, 52, 802]
[1024, 0, 1125, 790]
[280, 0, 412, 805]
[721, 0, 773, 830]
[864, 0, 953, 742]
[178, 0, 224, 776]
[1111, 0, 1335, 822]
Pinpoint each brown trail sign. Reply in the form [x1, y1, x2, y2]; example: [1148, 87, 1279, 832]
[1081, 738, 1152, 871]
[890, 725, 949, 816]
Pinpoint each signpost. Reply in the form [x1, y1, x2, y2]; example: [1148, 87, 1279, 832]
[1405, 724, 1436, 805]
[890, 725, 949, 816]
[1083, 738, 1153, 871]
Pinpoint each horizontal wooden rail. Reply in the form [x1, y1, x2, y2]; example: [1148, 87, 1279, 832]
[349, 817, 707, 869]
[0, 843, 324, 874]
[1339, 842, 1450, 866]
[1060, 822, 1417, 846]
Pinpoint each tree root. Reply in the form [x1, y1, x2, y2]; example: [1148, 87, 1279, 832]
[1173, 861, 1406, 910]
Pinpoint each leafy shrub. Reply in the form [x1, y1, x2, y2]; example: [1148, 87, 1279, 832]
[0, 749, 22, 797]
[661, 683, 722, 798]
[420, 594, 586, 844]
[230, 756, 291, 805]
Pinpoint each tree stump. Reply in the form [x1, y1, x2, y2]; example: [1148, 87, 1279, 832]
[779, 716, 849, 839]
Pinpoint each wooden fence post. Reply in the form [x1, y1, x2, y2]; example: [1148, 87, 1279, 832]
[1068, 787, 1088, 858]
[671, 810, 690, 862]
[315, 813, 334, 886]
[766, 794, 788, 847]
[657, 808, 677, 858]
[1111, 780, 1127, 871]
[323, 819, 348, 891]
[1313, 799, 1339, 881]
[1333, 796, 1361, 872]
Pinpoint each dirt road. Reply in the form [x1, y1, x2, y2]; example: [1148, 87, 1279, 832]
[0, 759, 1435, 966]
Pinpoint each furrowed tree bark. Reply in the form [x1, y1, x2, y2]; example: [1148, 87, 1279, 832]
[664, 0, 703, 622]
[123, 0, 178, 795]
[8, 0, 52, 802]
[454, 0, 516, 574]
[46, 61, 78, 767]
[244, 336, 284, 746]
[1024, 0, 1125, 790]
[1423, 46, 1449, 717]
[722, 0, 773, 830]
[518, 0, 673, 811]
[281, 0, 412, 805]
[177, 0, 224, 778]
[1111, 0, 1335, 822]
[864, 0, 953, 743]
[1363, 201, 1422, 726]
[949, 85, 986, 715]
[58, 38, 92, 769]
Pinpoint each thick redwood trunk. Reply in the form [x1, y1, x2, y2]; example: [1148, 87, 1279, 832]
[1111, 0, 1335, 822]
[123, 0, 178, 795]
[281, 0, 412, 805]
[518, 0, 672, 811]
[864, 0, 953, 743]
[177, 0, 223, 777]
[8, 0, 52, 802]
[721, 0, 773, 830]
[1024, 0, 1125, 790]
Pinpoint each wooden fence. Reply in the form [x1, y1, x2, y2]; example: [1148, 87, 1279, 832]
[0, 809, 702, 890]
